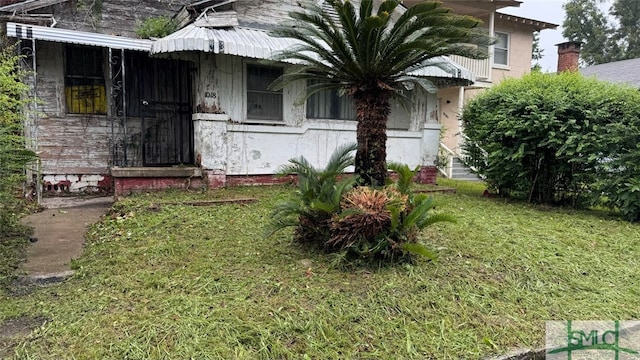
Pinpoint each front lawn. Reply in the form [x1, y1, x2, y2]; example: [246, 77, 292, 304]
[2, 181, 639, 359]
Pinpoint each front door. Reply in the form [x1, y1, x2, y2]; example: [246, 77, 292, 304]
[127, 54, 193, 166]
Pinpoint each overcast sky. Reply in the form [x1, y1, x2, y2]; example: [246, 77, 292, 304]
[500, 0, 566, 72]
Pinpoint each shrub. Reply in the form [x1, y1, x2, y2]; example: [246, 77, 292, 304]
[462, 71, 640, 220]
[0, 44, 37, 235]
[267, 151, 452, 263]
[266, 143, 359, 246]
[135, 16, 177, 39]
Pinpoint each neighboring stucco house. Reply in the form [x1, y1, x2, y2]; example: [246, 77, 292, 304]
[1, 0, 549, 194]
[404, 0, 557, 178]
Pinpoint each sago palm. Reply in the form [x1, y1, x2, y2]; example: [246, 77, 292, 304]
[271, 0, 491, 186]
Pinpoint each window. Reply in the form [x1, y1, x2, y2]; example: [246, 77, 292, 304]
[247, 65, 283, 121]
[306, 87, 356, 120]
[494, 32, 509, 67]
[65, 45, 107, 114]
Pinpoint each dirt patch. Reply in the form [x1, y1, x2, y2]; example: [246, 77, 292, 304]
[0, 316, 46, 358]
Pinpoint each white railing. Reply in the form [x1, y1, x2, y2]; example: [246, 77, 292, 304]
[449, 56, 491, 80]
[438, 142, 456, 178]
[459, 134, 488, 179]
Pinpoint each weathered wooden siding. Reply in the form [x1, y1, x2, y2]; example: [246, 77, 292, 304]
[235, 0, 403, 29]
[44, 0, 191, 38]
[32, 41, 115, 175]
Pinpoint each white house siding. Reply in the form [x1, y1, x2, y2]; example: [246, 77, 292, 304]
[193, 115, 441, 177]
[191, 51, 441, 177]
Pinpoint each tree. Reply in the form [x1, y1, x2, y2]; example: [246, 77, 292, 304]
[531, 31, 543, 71]
[562, 0, 614, 65]
[563, 0, 640, 65]
[271, 0, 491, 186]
[610, 0, 640, 59]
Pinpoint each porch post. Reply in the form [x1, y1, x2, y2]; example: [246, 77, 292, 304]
[19, 38, 42, 203]
[109, 48, 127, 167]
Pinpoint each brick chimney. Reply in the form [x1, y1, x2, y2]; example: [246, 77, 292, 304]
[556, 41, 581, 73]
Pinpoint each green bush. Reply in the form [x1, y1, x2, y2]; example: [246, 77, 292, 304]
[462, 71, 640, 220]
[0, 44, 36, 287]
[135, 16, 177, 39]
[0, 45, 37, 233]
[267, 148, 451, 263]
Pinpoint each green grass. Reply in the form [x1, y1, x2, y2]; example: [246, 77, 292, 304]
[2, 182, 640, 359]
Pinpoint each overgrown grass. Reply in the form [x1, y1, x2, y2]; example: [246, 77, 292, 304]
[0, 225, 29, 290]
[2, 182, 640, 359]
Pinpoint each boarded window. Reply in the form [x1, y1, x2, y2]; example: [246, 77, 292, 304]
[494, 32, 509, 66]
[306, 87, 356, 120]
[247, 65, 283, 121]
[65, 45, 107, 114]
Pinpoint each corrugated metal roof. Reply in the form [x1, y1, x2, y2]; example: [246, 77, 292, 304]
[6, 22, 152, 51]
[151, 24, 474, 83]
[150, 25, 300, 59]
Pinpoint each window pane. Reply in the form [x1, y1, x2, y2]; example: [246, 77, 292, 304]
[495, 49, 508, 66]
[495, 33, 508, 48]
[494, 32, 509, 66]
[247, 65, 283, 120]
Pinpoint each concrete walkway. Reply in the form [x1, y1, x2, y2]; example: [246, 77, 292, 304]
[19, 196, 113, 278]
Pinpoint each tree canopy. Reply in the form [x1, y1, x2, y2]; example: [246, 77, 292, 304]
[563, 0, 640, 65]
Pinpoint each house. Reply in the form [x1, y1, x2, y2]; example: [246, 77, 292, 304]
[580, 58, 640, 88]
[1, 0, 542, 195]
[404, 0, 557, 178]
[555, 41, 640, 86]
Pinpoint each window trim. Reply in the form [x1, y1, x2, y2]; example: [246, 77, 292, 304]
[493, 31, 510, 68]
[245, 63, 284, 122]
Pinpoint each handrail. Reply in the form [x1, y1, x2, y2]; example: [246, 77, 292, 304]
[438, 142, 456, 178]
[459, 134, 487, 177]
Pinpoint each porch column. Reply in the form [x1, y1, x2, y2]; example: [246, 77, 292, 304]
[19, 38, 42, 203]
[192, 113, 230, 188]
[109, 48, 127, 166]
[488, 11, 495, 82]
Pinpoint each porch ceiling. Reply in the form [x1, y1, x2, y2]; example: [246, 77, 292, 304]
[6, 22, 152, 50]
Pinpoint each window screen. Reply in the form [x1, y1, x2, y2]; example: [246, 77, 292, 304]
[306, 87, 356, 120]
[247, 65, 283, 121]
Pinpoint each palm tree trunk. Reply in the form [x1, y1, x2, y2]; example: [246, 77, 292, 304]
[354, 89, 392, 186]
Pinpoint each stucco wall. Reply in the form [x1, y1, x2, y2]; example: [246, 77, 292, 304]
[491, 18, 535, 83]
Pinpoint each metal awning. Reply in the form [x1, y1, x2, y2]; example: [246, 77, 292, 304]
[150, 25, 300, 59]
[6, 22, 152, 50]
[151, 24, 475, 83]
